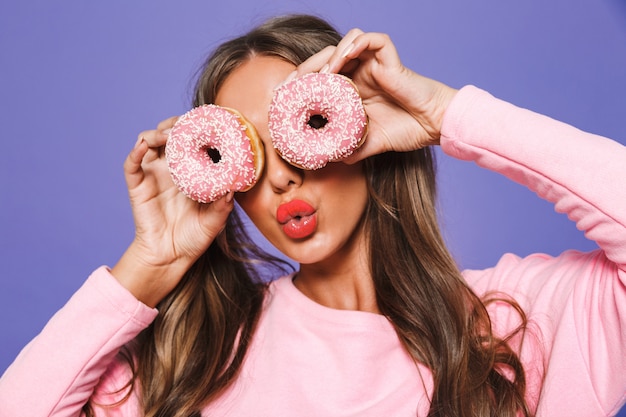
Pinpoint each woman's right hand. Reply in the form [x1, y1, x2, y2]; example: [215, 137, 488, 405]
[111, 116, 234, 307]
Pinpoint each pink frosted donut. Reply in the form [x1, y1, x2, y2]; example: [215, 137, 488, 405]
[268, 72, 368, 170]
[165, 105, 264, 203]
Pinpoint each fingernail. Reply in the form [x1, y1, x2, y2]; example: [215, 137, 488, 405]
[274, 71, 297, 90]
[135, 136, 146, 148]
[285, 70, 297, 82]
[225, 191, 234, 203]
[319, 64, 330, 74]
[341, 43, 355, 58]
[162, 128, 171, 136]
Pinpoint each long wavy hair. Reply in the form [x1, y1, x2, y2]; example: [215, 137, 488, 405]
[87, 14, 532, 417]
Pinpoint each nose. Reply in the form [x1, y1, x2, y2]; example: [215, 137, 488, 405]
[263, 144, 303, 194]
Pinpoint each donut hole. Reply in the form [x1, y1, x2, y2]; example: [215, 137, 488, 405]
[205, 147, 222, 163]
[307, 114, 328, 130]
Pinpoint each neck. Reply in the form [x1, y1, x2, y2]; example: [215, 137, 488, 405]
[293, 230, 379, 314]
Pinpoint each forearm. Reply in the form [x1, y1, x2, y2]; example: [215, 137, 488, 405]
[0, 267, 157, 417]
[440, 85, 626, 269]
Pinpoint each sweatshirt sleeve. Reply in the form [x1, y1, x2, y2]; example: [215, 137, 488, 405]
[440, 86, 626, 415]
[0, 266, 158, 417]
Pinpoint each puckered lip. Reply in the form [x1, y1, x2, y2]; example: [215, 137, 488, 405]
[276, 199, 316, 224]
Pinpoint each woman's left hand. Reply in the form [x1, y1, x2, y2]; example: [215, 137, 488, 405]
[290, 28, 458, 163]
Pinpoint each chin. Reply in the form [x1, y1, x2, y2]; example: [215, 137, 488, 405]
[279, 249, 324, 265]
[279, 240, 344, 267]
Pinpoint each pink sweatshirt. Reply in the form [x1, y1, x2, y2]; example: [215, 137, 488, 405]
[1, 86, 624, 416]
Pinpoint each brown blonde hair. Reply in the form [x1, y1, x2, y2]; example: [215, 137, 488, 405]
[88, 14, 531, 417]
[365, 150, 531, 416]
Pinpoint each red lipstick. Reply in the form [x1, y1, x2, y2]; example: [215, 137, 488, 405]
[276, 199, 317, 239]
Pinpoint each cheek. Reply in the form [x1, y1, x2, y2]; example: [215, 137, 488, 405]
[236, 190, 259, 218]
[236, 186, 271, 230]
[318, 172, 369, 224]
[324, 165, 369, 202]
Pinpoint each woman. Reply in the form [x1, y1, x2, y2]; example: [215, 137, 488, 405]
[0, 14, 624, 417]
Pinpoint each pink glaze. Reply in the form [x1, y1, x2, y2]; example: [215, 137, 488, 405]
[276, 199, 317, 239]
[165, 105, 257, 203]
[269, 72, 367, 170]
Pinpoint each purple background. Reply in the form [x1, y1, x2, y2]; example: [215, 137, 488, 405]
[1, 0, 625, 411]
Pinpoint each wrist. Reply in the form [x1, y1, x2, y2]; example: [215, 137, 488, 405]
[434, 84, 458, 140]
[111, 241, 192, 308]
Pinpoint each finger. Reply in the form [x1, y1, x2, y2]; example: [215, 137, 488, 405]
[294, 28, 364, 77]
[322, 28, 364, 64]
[133, 132, 165, 165]
[337, 59, 361, 78]
[342, 116, 396, 164]
[348, 32, 401, 65]
[124, 138, 149, 189]
[136, 116, 179, 149]
[156, 115, 179, 131]
[212, 191, 235, 212]
[321, 28, 367, 74]
[198, 192, 236, 238]
[136, 128, 166, 148]
[341, 146, 367, 165]
[287, 45, 336, 81]
[342, 132, 383, 164]
[330, 32, 402, 75]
